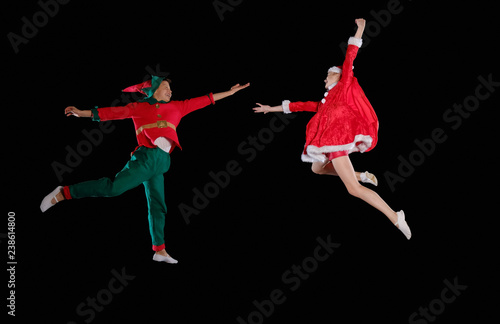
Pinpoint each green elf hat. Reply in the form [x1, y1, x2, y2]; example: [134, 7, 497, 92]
[122, 75, 167, 100]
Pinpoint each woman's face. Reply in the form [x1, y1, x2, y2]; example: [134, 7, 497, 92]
[324, 72, 341, 89]
[153, 81, 173, 102]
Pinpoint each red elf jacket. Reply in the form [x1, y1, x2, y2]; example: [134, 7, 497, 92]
[91, 93, 215, 152]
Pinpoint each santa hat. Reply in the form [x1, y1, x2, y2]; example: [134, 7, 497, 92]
[122, 75, 167, 99]
[328, 65, 354, 74]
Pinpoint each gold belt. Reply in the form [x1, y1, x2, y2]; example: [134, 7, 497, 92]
[136, 120, 176, 135]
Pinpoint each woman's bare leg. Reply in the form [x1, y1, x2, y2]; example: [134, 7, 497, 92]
[330, 156, 398, 224]
[312, 160, 363, 181]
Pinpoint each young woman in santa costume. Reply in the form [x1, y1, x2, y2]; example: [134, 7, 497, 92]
[253, 18, 411, 239]
[40, 76, 250, 263]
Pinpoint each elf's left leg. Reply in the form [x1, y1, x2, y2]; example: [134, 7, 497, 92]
[144, 173, 178, 264]
[41, 147, 156, 212]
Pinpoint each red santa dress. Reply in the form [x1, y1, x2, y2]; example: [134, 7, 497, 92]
[283, 37, 379, 163]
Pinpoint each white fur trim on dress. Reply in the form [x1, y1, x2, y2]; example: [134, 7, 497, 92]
[282, 100, 292, 114]
[348, 36, 363, 48]
[300, 134, 374, 163]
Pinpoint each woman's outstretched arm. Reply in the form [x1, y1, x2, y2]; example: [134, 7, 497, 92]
[253, 103, 283, 114]
[253, 100, 319, 114]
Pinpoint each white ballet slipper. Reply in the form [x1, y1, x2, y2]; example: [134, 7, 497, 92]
[153, 253, 178, 264]
[360, 171, 378, 186]
[40, 186, 64, 213]
[395, 210, 412, 240]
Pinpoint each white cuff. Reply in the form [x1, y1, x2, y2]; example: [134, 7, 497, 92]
[348, 37, 363, 48]
[282, 100, 291, 114]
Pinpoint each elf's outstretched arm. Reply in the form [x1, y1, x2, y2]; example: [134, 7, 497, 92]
[65, 106, 92, 118]
[65, 103, 135, 121]
[213, 83, 250, 101]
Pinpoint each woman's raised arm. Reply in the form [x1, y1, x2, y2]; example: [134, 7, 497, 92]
[354, 18, 365, 39]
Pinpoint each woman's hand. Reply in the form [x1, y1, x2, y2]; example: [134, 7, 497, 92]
[65, 106, 91, 118]
[354, 18, 366, 39]
[253, 103, 273, 114]
[355, 18, 366, 29]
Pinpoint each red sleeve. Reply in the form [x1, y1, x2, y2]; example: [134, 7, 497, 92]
[93, 102, 136, 121]
[340, 44, 359, 85]
[289, 101, 320, 112]
[180, 93, 214, 117]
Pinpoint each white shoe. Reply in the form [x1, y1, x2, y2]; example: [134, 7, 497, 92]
[395, 210, 411, 240]
[153, 253, 178, 264]
[360, 171, 378, 186]
[40, 186, 64, 212]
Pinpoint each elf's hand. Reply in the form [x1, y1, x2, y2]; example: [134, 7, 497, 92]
[229, 83, 250, 95]
[65, 106, 91, 118]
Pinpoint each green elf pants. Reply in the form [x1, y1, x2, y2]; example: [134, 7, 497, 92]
[63, 146, 171, 251]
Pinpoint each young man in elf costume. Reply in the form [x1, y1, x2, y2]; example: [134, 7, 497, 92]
[40, 75, 250, 263]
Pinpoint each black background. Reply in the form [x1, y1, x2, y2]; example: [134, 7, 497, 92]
[3, 0, 498, 323]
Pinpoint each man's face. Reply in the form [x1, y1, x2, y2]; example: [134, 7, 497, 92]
[153, 81, 172, 102]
